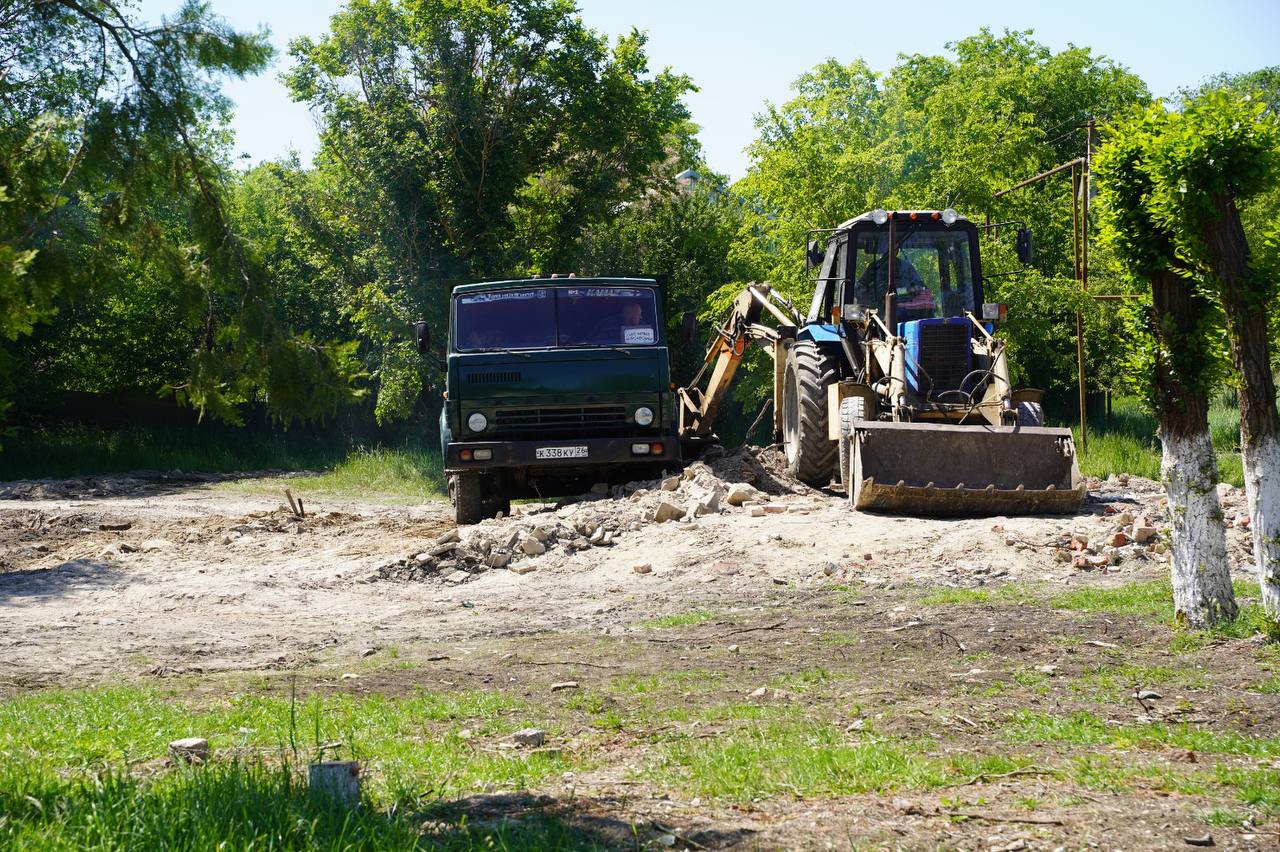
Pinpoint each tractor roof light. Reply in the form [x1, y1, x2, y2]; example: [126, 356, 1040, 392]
[871, 208, 889, 225]
[941, 208, 959, 225]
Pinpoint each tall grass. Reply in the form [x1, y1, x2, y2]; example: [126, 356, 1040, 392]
[1069, 394, 1244, 486]
[0, 685, 591, 849]
[0, 425, 447, 498]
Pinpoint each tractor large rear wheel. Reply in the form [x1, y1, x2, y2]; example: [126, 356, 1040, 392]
[782, 341, 839, 487]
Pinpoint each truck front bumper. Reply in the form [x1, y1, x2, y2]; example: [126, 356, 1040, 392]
[445, 436, 676, 473]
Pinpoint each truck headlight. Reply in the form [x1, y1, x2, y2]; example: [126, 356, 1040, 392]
[941, 207, 959, 225]
[634, 406, 654, 426]
[467, 412, 488, 432]
[871, 208, 889, 225]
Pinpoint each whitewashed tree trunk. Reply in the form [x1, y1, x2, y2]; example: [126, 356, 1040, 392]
[1162, 429, 1237, 627]
[1241, 432, 1280, 618]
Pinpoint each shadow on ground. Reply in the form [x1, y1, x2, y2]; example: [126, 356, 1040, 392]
[0, 559, 123, 605]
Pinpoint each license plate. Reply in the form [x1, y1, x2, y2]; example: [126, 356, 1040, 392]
[536, 445, 588, 460]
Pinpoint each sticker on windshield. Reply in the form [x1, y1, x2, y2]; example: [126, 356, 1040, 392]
[623, 326, 655, 344]
[566, 288, 647, 299]
[458, 289, 549, 304]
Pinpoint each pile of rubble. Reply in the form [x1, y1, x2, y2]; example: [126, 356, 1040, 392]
[372, 446, 799, 584]
[1052, 501, 1166, 571]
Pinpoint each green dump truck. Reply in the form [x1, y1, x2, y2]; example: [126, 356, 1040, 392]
[428, 276, 679, 524]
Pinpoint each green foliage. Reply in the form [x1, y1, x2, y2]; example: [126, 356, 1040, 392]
[1093, 104, 1233, 413]
[0, 1, 364, 427]
[729, 30, 1148, 404]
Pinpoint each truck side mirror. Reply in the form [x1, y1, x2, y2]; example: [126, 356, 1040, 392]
[1016, 227, 1033, 266]
[681, 311, 697, 345]
[414, 321, 430, 354]
[806, 240, 826, 270]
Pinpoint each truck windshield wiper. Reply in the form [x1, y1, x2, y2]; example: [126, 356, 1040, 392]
[560, 344, 633, 357]
[485, 347, 532, 357]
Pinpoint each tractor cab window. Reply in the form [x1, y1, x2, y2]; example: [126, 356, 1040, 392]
[845, 228, 975, 322]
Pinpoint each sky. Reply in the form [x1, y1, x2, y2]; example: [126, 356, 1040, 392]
[140, 0, 1280, 180]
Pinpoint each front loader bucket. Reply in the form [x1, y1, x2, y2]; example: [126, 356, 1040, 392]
[849, 421, 1085, 516]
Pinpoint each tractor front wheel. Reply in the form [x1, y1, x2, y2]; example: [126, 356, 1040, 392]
[782, 341, 839, 487]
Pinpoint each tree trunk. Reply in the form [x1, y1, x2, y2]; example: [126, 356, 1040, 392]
[1204, 193, 1280, 619]
[1150, 269, 1237, 627]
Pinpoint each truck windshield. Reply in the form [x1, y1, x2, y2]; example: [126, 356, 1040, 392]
[455, 287, 660, 352]
[846, 229, 975, 322]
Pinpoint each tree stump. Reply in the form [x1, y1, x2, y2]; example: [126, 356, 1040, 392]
[308, 761, 361, 807]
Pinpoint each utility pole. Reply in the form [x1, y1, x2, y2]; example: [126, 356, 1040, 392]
[993, 123, 1092, 451]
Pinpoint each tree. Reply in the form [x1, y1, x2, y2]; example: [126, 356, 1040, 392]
[0, 0, 360, 426]
[1095, 106, 1237, 627]
[1144, 91, 1280, 622]
[283, 0, 694, 423]
[730, 30, 1148, 401]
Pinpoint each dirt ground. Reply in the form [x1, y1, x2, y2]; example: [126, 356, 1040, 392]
[1, 449, 1275, 850]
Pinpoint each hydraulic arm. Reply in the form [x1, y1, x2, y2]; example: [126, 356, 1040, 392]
[676, 283, 801, 440]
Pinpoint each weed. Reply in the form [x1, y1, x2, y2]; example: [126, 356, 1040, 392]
[640, 610, 719, 630]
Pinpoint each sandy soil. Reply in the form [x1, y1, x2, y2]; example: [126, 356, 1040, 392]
[0, 449, 1258, 686]
[1, 452, 1275, 849]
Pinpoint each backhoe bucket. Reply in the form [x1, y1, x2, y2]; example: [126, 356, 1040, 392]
[849, 421, 1085, 516]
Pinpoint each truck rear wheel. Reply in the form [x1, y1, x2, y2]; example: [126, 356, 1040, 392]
[450, 473, 484, 525]
[782, 340, 839, 487]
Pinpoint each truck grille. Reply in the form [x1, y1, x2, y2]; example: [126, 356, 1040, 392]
[917, 323, 971, 395]
[467, 371, 522, 385]
[494, 404, 629, 435]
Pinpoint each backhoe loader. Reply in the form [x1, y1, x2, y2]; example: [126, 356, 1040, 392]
[676, 208, 1085, 516]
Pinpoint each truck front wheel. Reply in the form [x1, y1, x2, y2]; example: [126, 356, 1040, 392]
[450, 473, 484, 525]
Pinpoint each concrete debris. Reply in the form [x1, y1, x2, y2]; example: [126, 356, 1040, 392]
[169, 737, 210, 763]
[632, 563, 653, 574]
[654, 501, 686, 523]
[550, 681, 579, 692]
[511, 728, 546, 747]
[520, 537, 546, 556]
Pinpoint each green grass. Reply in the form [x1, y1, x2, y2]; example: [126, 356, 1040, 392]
[1004, 710, 1280, 758]
[0, 424, 447, 499]
[0, 684, 627, 849]
[1070, 393, 1245, 487]
[639, 609, 720, 629]
[0, 685, 561, 802]
[279, 445, 446, 500]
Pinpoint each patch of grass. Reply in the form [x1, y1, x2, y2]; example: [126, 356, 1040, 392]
[1201, 807, 1248, 827]
[1047, 580, 1174, 619]
[1252, 676, 1280, 695]
[1005, 710, 1280, 758]
[639, 610, 719, 630]
[1068, 754, 1209, 795]
[918, 584, 1042, 607]
[1214, 765, 1280, 812]
[0, 759, 605, 850]
[282, 445, 446, 500]
[1071, 394, 1244, 487]
[644, 723, 944, 800]
[0, 685, 563, 804]
[0, 423, 447, 499]
[0, 683, 615, 849]
[1071, 662, 1194, 704]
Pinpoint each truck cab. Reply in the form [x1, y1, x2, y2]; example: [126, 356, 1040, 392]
[439, 276, 678, 523]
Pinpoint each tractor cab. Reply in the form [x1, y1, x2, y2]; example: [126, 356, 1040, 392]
[808, 209, 1009, 421]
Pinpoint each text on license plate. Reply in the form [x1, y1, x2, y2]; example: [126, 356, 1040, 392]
[535, 445, 589, 460]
